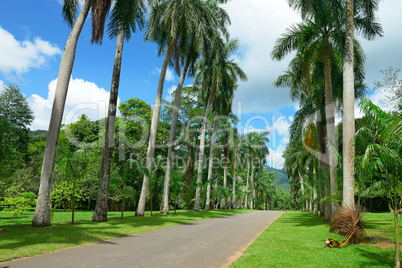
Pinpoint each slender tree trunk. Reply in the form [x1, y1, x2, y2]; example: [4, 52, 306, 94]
[324, 53, 338, 217]
[299, 172, 305, 211]
[244, 159, 250, 208]
[317, 107, 325, 217]
[250, 165, 255, 209]
[324, 160, 331, 221]
[343, 0, 355, 210]
[92, 25, 125, 222]
[184, 146, 194, 189]
[161, 60, 190, 214]
[232, 158, 236, 208]
[72, 180, 75, 224]
[205, 113, 219, 210]
[121, 196, 125, 220]
[221, 145, 228, 209]
[32, 0, 91, 227]
[194, 92, 213, 211]
[313, 166, 318, 216]
[136, 43, 174, 216]
[395, 197, 400, 268]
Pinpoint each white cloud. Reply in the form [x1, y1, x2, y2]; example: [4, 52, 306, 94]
[224, 0, 301, 114]
[272, 116, 290, 137]
[0, 26, 61, 76]
[280, 137, 289, 145]
[267, 145, 286, 170]
[152, 67, 175, 82]
[0, 80, 4, 90]
[164, 85, 177, 102]
[29, 77, 119, 130]
[226, 0, 402, 115]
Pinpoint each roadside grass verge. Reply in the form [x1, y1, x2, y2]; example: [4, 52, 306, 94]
[0, 209, 250, 261]
[232, 211, 397, 268]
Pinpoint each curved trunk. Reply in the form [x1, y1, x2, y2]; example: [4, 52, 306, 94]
[161, 60, 190, 214]
[193, 92, 213, 211]
[205, 113, 219, 210]
[324, 52, 338, 217]
[92, 24, 125, 222]
[136, 43, 174, 216]
[343, 0, 355, 209]
[32, 0, 91, 227]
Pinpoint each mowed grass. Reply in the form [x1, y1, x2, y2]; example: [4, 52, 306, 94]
[0, 209, 250, 261]
[232, 211, 398, 268]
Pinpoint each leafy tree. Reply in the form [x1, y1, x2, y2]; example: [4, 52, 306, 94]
[0, 84, 34, 165]
[1, 192, 36, 221]
[374, 66, 402, 111]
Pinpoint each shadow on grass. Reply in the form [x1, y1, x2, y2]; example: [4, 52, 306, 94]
[277, 211, 328, 227]
[356, 248, 394, 267]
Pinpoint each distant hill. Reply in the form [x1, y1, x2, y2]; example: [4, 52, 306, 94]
[265, 166, 289, 192]
[29, 130, 48, 136]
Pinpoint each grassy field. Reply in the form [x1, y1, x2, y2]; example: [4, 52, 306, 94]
[0, 209, 250, 261]
[232, 211, 399, 268]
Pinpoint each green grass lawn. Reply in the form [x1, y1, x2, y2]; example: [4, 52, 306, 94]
[232, 211, 398, 268]
[0, 209, 250, 261]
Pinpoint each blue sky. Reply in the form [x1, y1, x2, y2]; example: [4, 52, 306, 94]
[0, 0, 401, 168]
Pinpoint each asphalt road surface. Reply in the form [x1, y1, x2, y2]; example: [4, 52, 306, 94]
[2, 210, 283, 268]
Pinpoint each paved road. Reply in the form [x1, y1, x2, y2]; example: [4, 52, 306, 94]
[2, 210, 283, 268]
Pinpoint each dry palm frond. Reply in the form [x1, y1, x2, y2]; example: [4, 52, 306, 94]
[330, 205, 366, 244]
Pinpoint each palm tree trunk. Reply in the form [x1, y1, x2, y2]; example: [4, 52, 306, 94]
[250, 165, 255, 209]
[92, 24, 125, 222]
[205, 113, 219, 210]
[324, 52, 338, 217]
[395, 195, 401, 268]
[32, 0, 91, 227]
[299, 172, 305, 211]
[244, 159, 250, 208]
[343, 0, 355, 210]
[232, 158, 236, 208]
[317, 107, 325, 217]
[313, 166, 318, 216]
[136, 43, 174, 216]
[221, 145, 228, 209]
[161, 60, 190, 214]
[194, 92, 213, 211]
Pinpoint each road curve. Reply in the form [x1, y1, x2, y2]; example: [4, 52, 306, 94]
[3, 210, 283, 268]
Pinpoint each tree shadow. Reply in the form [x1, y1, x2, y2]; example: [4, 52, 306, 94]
[355, 247, 394, 267]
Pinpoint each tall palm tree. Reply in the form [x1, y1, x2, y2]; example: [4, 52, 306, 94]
[243, 131, 269, 209]
[205, 113, 219, 210]
[342, 0, 382, 209]
[160, 5, 225, 213]
[33, 0, 112, 227]
[193, 39, 247, 211]
[92, 0, 146, 222]
[272, 0, 381, 216]
[136, 0, 230, 216]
